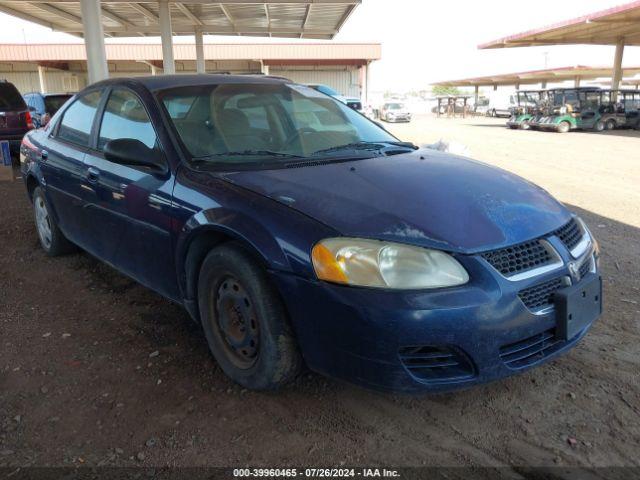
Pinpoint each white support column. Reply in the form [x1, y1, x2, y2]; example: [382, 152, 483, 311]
[611, 38, 625, 100]
[360, 62, 369, 105]
[37, 65, 47, 93]
[474, 85, 479, 107]
[79, 0, 108, 84]
[541, 81, 547, 89]
[574, 76, 581, 88]
[260, 62, 269, 75]
[158, 0, 175, 75]
[195, 27, 205, 74]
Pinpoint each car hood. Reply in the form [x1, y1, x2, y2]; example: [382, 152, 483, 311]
[220, 150, 570, 253]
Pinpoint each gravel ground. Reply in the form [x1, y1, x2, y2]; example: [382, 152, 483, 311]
[1, 115, 639, 471]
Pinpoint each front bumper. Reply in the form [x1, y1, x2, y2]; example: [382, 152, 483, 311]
[273, 242, 599, 393]
[386, 114, 411, 122]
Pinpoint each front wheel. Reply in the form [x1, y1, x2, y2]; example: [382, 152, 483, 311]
[197, 243, 302, 390]
[594, 120, 605, 132]
[521, 122, 530, 130]
[557, 121, 571, 134]
[32, 186, 75, 256]
[606, 119, 616, 130]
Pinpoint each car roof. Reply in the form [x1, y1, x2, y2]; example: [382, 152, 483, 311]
[91, 74, 292, 92]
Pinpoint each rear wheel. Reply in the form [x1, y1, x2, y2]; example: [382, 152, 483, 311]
[606, 119, 616, 130]
[32, 186, 75, 256]
[594, 120, 605, 132]
[557, 121, 571, 134]
[197, 243, 302, 390]
[521, 122, 530, 130]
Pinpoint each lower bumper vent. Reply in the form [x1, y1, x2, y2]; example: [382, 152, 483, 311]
[399, 345, 475, 382]
[499, 329, 566, 369]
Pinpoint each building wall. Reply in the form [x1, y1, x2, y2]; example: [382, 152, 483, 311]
[1, 61, 363, 100]
[272, 65, 361, 98]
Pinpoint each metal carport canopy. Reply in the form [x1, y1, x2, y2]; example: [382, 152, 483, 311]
[477, 1, 640, 93]
[477, 1, 640, 49]
[0, 0, 360, 38]
[432, 65, 640, 88]
[0, 0, 361, 83]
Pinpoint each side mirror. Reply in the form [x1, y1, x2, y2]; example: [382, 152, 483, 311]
[104, 138, 166, 172]
[28, 106, 36, 112]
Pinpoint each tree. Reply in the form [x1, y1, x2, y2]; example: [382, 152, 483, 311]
[432, 85, 461, 97]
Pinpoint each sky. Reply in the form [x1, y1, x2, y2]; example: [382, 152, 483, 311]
[1, 0, 639, 92]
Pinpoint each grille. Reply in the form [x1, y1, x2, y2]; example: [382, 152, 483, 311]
[481, 239, 553, 277]
[518, 277, 566, 311]
[499, 328, 565, 369]
[553, 218, 582, 251]
[399, 345, 475, 382]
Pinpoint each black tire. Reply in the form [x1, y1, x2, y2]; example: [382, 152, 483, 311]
[595, 120, 605, 132]
[606, 119, 616, 131]
[32, 186, 75, 256]
[557, 121, 571, 134]
[197, 243, 302, 390]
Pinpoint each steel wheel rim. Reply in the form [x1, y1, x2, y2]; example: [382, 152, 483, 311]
[35, 196, 52, 249]
[214, 276, 260, 369]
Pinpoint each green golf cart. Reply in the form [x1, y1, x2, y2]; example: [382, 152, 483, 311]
[506, 90, 545, 130]
[534, 87, 604, 133]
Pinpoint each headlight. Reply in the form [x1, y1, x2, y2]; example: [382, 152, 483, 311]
[311, 238, 469, 289]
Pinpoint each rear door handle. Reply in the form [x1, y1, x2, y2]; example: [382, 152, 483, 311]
[87, 166, 100, 183]
[40, 150, 48, 160]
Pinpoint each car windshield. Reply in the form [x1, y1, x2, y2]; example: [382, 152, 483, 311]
[0, 83, 26, 111]
[387, 103, 404, 110]
[159, 83, 399, 167]
[44, 95, 72, 115]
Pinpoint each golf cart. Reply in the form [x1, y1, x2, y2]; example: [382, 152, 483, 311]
[506, 90, 545, 130]
[538, 89, 640, 132]
[533, 87, 602, 133]
[595, 90, 640, 130]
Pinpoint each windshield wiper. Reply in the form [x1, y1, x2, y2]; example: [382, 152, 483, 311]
[196, 150, 302, 160]
[311, 141, 418, 156]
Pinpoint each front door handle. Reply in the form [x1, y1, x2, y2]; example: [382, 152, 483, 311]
[40, 150, 48, 161]
[87, 166, 100, 183]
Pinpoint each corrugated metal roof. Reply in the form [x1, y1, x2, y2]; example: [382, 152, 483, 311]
[0, 42, 380, 61]
[0, 0, 360, 39]
[432, 65, 640, 87]
[479, 1, 640, 49]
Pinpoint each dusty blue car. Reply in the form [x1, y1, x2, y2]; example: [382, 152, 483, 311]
[20, 75, 602, 392]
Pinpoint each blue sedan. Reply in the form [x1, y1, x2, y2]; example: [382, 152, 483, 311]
[19, 75, 602, 392]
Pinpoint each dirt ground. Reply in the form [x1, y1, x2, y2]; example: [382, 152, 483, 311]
[1, 115, 639, 471]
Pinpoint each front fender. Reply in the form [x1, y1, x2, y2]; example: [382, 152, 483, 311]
[176, 207, 292, 273]
[172, 168, 338, 304]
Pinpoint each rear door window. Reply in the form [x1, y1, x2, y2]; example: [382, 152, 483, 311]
[0, 83, 26, 111]
[56, 90, 103, 147]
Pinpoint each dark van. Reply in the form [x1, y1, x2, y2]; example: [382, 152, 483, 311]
[1, 80, 33, 161]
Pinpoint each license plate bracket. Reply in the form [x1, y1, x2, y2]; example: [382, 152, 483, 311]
[555, 273, 602, 341]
